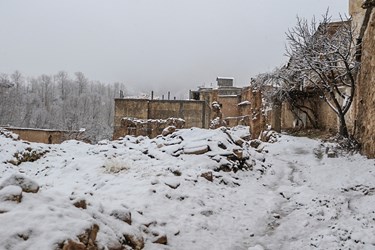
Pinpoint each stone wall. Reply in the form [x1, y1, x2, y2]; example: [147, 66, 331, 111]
[350, 0, 367, 38]
[355, 5, 375, 158]
[265, 94, 339, 133]
[118, 117, 185, 138]
[3, 127, 84, 144]
[316, 101, 338, 132]
[217, 95, 241, 118]
[113, 99, 211, 139]
[114, 99, 149, 129]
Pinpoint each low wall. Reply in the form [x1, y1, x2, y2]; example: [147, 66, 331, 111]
[2, 127, 84, 144]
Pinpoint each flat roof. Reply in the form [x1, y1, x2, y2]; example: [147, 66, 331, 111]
[217, 77, 234, 80]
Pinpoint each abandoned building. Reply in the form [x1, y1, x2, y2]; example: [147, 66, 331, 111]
[113, 77, 264, 139]
[113, 98, 211, 139]
[113, 0, 375, 158]
[260, 0, 375, 158]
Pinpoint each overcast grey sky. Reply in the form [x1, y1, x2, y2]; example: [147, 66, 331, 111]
[0, 0, 348, 97]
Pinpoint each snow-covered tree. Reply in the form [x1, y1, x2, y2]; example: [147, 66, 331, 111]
[0, 71, 126, 142]
[0, 73, 13, 89]
[252, 66, 321, 130]
[285, 12, 358, 137]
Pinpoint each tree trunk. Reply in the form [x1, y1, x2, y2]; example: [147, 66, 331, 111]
[338, 113, 349, 138]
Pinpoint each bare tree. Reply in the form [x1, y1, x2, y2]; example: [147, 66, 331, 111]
[0, 73, 13, 89]
[10, 70, 23, 90]
[54, 71, 69, 100]
[252, 66, 320, 130]
[285, 12, 358, 138]
[75, 72, 88, 96]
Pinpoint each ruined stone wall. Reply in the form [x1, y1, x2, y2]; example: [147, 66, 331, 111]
[350, 0, 367, 38]
[198, 89, 218, 108]
[244, 88, 264, 139]
[113, 99, 211, 139]
[217, 95, 241, 118]
[239, 87, 255, 116]
[118, 117, 185, 138]
[148, 100, 210, 128]
[4, 128, 83, 144]
[268, 106, 281, 132]
[280, 102, 296, 129]
[114, 99, 149, 129]
[316, 101, 338, 132]
[224, 116, 250, 127]
[275, 96, 338, 132]
[355, 7, 375, 158]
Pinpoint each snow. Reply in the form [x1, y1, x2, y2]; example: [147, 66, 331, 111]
[238, 100, 251, 106]
[217, 77, 234, 80]
[1, 127, 375, 249]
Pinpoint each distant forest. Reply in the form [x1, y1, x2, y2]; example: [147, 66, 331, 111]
[0, 71, 126, 142]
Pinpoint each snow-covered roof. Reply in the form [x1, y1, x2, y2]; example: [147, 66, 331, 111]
[216, 77, 234, 80]
[1, 126, 83, 133]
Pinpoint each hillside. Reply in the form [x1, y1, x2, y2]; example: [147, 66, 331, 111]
[1, 127, 375, 250]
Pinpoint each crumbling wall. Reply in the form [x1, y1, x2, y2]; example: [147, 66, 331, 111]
[114, 99, 149, 128]
[119, 117, 185, 138]
[113, 99, 211, 139]
[316, 100, 338, 132]
[217, 95, 241, 118]
[3, 128, 84, 144]
[355, 7, 375, 158]
[247, 89, 265, 139]
[350, 0, 367, 38]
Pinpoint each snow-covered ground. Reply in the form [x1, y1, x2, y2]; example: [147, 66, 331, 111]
[1, 127, 375, 250]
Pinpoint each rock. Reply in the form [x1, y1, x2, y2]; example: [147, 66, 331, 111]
[200, 172, 213, 182]
[62, 240, 86, 250]
[234, 139, 244, 147]
[8, 148, 49, 166]
[162, 126, 176, 136]
[233, 149, 243, 159]
[153, 235, 168, 245]
[106, 241, 125, 250]
[249, 140, 262, 149]
[260, 130, 278, 143]
[255, 144, 265, 153]
[66, 224, 99, 250]
[327, 149, 337, 158]
[0, 185, 22, 203]
[110, 209, 132, 225]
[124, 233, 144, 250]
[0, 174, 39, 193]
[164, 181, 180, 189]
[150, 178, 159, 185]
[218, 164, 232, 172]
[105, 241, 127, 250]
[183, 145, 209, 155]
[200, 210, 214, 216]
[73, 199, 87, 209]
